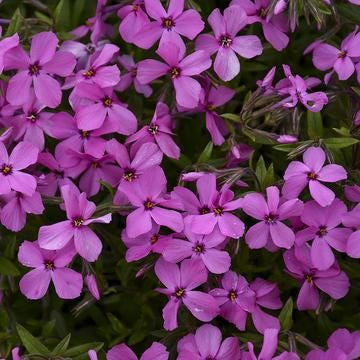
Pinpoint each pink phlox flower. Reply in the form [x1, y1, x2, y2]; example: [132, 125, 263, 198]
[107, 341, 168, 360]
[116, 55, 153, 97]
[0, 190, 44, 232]
[196, 5, 263, 81]
[177, 324, 241, 360]
[230, 0, 289, 51]
[295, 199, 351, 270]
[243, 328, 300, 360]
[132, 0, 204, 53]
[126, 102, 180, 159]
[137, 42, 211, 108]
[38, 184, 111, 262]
[0, 141, 39, 196]
[342, 203, 360, 259]
[283, 245, 350, 311]
[120, 166, 184, 238]
[163, 217, 230, 274]
[73, 82, 137, 135]
[5, 31, 76, 108]
[282, 146, 347, 207]
[18, 240, 82, 300]
[155, 257, 219, 330]
[242, 185, 303, 250]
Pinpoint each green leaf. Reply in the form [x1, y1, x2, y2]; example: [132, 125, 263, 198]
[351, 87, 360, 98]
[279, 297, 294, 331]
[5, 8, 24, 36]
[16, 324, 50, 355]
[273, 141, 311, 152]
[255, 156, 267, 191]
[220, 113, 241, 122]
[197, 141, 213, 164]
[0, 257, 20, 276]
[52, 334, 71, 355]
[323, 137, 359, 149]
[307, 111, 323, 139]
[73, 0, 86, 27]
[332, 127, 350, 137]
[34, 11, 53, 25]
[64, 342, 103, 359]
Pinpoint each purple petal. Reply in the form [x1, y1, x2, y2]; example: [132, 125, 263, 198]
[297, 281, 320, 310]
[231, 35, 263, 58]
[163, 297, 181, 331]
[314, 271, 349, 299]
[311, 237, 335, 270]
[309, 180, 335, 207]
[107, 104, 137, 135]
[242, 193, 268, 220]
[269, 222, 294, 249]
[334, 57, 355, 81]
[173, 75, 201, 108]
[42, 51, 76, 76]
[155, 257, 180, 290]
[33, 73, 62, 108]
[74, 227, 102, 262]
[163, 239, 193, 263]
[137, 59, 169, 84]
[195, 324, 222, 358]
[245, 221, 269, 249]
[251, 306, 280, 334]
[51, 267, 83, 299]
[183, 291, 219, 321]
[38, 221, 74, 250]
[10, 141, 39, 170]
[303, 146, 325, 172]
[175, 10, 204, 40]
[195, 34, 219, 55]
[30, 31, 58, 64]
[19, 267, 51, 300]
[346, 230, 360, 258]
[218, 213, 244, 238]
[313, 44, 339, 70]
[201, 249, 231, 274]
[214, 47, 240, 82]
[180, 258, 207, 290]
[262, 21, 289, 51]
[76, 103, 107, 131]
[6, 70, 32, 106]
[18, 241, 44, 268]
[126, 208, 153, 238]
[317, 164, 347, 182]
[8, 171, 37, 196]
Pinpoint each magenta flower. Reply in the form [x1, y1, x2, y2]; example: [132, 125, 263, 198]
[126, 102, 180, 159]
[296, 199, 351, 270]
[242, 186, 303, 250]
[122, 224, 169, 262]
[185, 174, 244, 238]
[0, 191, 44, 232]
[0, 141, 39, 196]
[0, 33, 19, 73]
[107, 342, 168, 360]
[274, 65, 328, 112]
[345, 184, 360, 202]
[284, 246, 350, 311]
[11, 90, 54, 150]
[120, 166, 183, 238]
[132, 0, 204, 52]
[209, 271, 256, 330]
[155, 257, 219, 330]
[177, 324, 241, 360]
[74, 82, 137, 135]
[196, 6, 262, 81]
[230, 0, 289, 51]
[18, 241, 82, 300]
[248, 278, 282, 333]
[49, 111, 108, 160]
[73, 44, 120, 88]
[117, 1, 150, 44]
[283, 146, 347, 207]
[305, 328, 360, 360]
[243, 328, 299, 360]
[342, 203, 360, 258]
[163, 218, 230, 274]
[198, 81, 235, 145]
[312, 29, 360, 81]
[38, 184, 111, 262]
[61, 150, 122, 197]
[106, 139, 163, 196]
[137, 42, 211, 108]
[5, 32, 76, 108]
[116, 55, 153, 97]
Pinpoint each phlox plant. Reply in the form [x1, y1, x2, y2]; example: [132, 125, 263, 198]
[0, 0, 359, 359]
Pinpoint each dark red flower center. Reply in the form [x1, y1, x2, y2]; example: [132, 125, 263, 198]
[144, 200, 155, 210]
[44, 260, 55, 271]
[175, 288, 185, 298]
[133, 4, 139, 12]
[162, 17, 174, 29]
[193, 243, 205, 254]
[81, 130, 90, 138]
[103, 96, 113, 107]
[170, 67, 181, 79]
[306, 274, 313, 284]
[91, 162, 99, 168]
[265, 213, 278, 224]
[338, 50, 347, 58]
[1, 164, 12, 176]
[259, 7, 268, 18]
[150, 234, 158, 244]
[213, 207, 223, 216]
[220, 35, 232, 48]
[73, 218, 84, 227]
[123, 169, 136, 182]
[29, 63, 40, 76]
[207, 104, 215, 111]
[83, 68, 96, 78]
[130, 67, 137, 77]
[228, 290, 237, 302]
[27, 113, 38, 122]
[199, 206, 210, 215]
[85, 20, 93, 28]
[148, 124, 159, 135]
[307, 171, 318, 180]
[317, 226, 327, 237]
